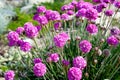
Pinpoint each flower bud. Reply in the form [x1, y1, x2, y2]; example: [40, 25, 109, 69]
[103, 49, 111, 57]
[85, 72, 89, 78]
[76, 36, 81, 41]
[94, 59, 98, 64]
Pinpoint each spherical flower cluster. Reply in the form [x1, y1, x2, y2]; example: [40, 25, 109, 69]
[33, 63, 47, 77]
[68, 67, 82, 80]
[62, 59, 70, 66]
[71, 0, 78, 6]
[105, 10, 114, 16]
[20, 41, 32, 52]
[16, 27, 24, 35]
[36, 25, 42, 31]
[114, 1, 120, 8]
[4, 70, 15, 80]
[85, 8, 98, 20]
[110, 0, 115, 3]
[79, 40, 92, 53]
[37, 15, 48, 25]
[49, 53, 59, 62]
[37, 6, 46, 13]
[67, 10, 75, 15]
[102, 0, 110, 3]
[94, 3, 107, 13]
[33, 58, 42, 64]
[33, 14, 39, 21]
[54, 22, 62, 30]
[86, 24, 98, 34]
[107, 36, 119, 46]
[24, 22, 38, 38]
[73, 56, 87, 70]
[76, 8, 86, 18]
[76, 2, 93, 10]
[110, 27, 120, 35]
[54, 32, 70, 48]
[7, 31, 19, 46]
[61, 13, 70, 21]
[61, 4, 74, 11]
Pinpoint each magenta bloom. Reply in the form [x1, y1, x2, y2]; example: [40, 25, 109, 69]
[24, 22, 38, 38]
[37, 6, 46, 13]
[110, 27, 120, 35]
[62, 60, 70, 66]
[33, 58, 42, 64]
[61, 13, 69, 21]
[4, 70, 15, 80]
[54, 22, 62, 30]
[79, 40, 92, 53]
[36, 25, 42, 31]
[16, 27, 24, 35]
[68, 67, 82, 80]
[114, 1, 120, 8]
[76, 8, 87, 18]
[107, 36, 119, 46]
[105, 10, 114, 16]
[94, 3, 107, 13]
[33, 63, 47, 77]
[71, 0, 78, 6]
[61, 5, 69, 11]
[37, 15, 48, 25]
[54, 32, 69, 48]
[85, 8, 98, 20]
[33, 14, 39, 21]
[49, 53, 59, 62]
[67, 10, 75, 15]
[20, 41, 32, 52]
[76, 2, 93, 10]
[73, 56, 87, 70]
[49, 11, 61, 21]
[7, 31, 19, 46]
[86, 24, 98, 34]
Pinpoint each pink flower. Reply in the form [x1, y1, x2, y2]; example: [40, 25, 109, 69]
[37, 6, 46, 13]
[107, 36, 119, 46]
[73, 56, 87, 70]
[86, 24, 98, 34]
[33, 58, 42, 64]
[68, 67, 82, 80]
[16, 27, 24, 35]
[54, 32, 69, 48]
[49, 53, 59, 62]
[20, 41, 32, 52]
[79, 40, 92, 53]
[4, 70, 15, 80]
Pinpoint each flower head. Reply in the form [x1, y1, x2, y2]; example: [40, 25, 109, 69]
[114, 1, 120, 8]
[20, 41, 32, 52]
[54, 32, 69, 48]
[4, 70, 15, 80]
[16, 27, 24, 35]
[33, 58, 42, 64]
[73, 56, 87, 70]
[110, 27, 120, 35]
[86, 24, 98, 34]
[33, 63, 47, 77]
[37, 15, 48, 25]
[107, 36, 119, 46]
[76, 8, 87, 18]
[67, 10, 75, 15]
[62, 60, 70, 66]
[105, 10, 114, 16]
[37, 6, 46, 13]
[92, 0, 101, 3]
[68, 67, 82, 80]
[49, 53, 59, 62]
[79, 40, 92, 53]
[61, 13, 70, 21]
[54, 22, 62, 30]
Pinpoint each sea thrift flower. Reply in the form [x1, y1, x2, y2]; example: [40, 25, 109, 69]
[71, 0, 78, 6]
[33, 58, 42, 64]
[7, 31, 19, 46]
[16, 27, 24, 35]
[49, 11, 61, 21]
[86, 24, 98, 34]
[33, 63, 47, 77]
[37, 15, 48, 25]
[20, 41, 32, 52]
[105, 10, 114, 16]
[17, 39, 24, 46]
[68, 67, 82, 80]
[73, 56, 87, 70]
[85, 8, 98, 20]
[110, 27, 120, 35]
[79, 40, 92, 53]
[67, 10, 75, 15]
[76, 2, 93, 10]
[4, 70, 15, 80]
[110, 0, 115, 3]
[37, 6, 46, 13]
[61, 5, 69, 11]
[103, 49, 111, 56]
[24, 22, 38, 38]
[94, 3, 107, 13]
[54, 22, 62, 30]
[46, 57, 52, 63]
[54, 32, 69, 48]
[76, 8, 86, 17]
[61, 13, 69, 21]
[102, 0, 110, 3]
[107, 36, 119, 46]
[114, 1, 120, 8]
[62, 60, 70, 66]
[33, 14, 39, 21]
[49, 53, 59, 62]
